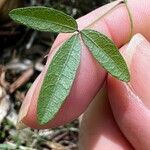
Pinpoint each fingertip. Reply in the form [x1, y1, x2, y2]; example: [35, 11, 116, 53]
[107, 34, 150, 149]
[19, 44, 106, 129]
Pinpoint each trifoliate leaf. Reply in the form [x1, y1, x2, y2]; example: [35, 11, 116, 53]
[9, 6, 78, 33]
[81, 29, 130, 82]
[38, 34, 81, 124]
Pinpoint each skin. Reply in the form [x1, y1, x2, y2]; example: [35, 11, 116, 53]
[18, 0, 150, 149]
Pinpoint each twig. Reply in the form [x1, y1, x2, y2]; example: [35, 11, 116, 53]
[9, 68, 34, 93]
[53, 132, 68, 142]
[26, 31, 37, 50]
[2, 142, 37, 150]
[86, 0, 124, 29]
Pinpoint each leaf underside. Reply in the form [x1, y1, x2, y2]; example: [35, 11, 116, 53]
[38, 34, 81, 124]
[9, 6, 78, 33]
[81, 29, 130, 82]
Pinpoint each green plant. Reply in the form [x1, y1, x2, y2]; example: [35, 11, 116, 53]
[9, 0, 131, 125]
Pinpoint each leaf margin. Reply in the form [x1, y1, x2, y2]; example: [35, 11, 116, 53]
[37, 33, 81, 125]
[81, 29, 130, 82]
[9, 6, 78, 33]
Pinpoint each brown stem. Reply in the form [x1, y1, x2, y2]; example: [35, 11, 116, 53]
[85, 0, 124, 29]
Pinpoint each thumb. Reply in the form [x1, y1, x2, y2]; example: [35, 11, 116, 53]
[107, 34, 150, 150]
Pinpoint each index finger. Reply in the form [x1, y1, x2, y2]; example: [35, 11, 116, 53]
[18, 0, 150, 129]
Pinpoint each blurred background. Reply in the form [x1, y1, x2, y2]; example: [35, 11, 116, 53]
[0, 0, 113, 149]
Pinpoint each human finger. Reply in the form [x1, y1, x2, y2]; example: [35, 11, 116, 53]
[79, 85, 133, 150]
[108, 34, 150, 150]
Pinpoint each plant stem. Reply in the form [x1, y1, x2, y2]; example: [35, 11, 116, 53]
[86, 0, 124, 29]
[124, 0, 134, 40]
[84, 0, 133, 41]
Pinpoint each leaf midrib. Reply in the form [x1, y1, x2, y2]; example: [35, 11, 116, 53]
[41, 35, 78, 121]
[13, 14, 76, 31]
[82, 31, 126, 74]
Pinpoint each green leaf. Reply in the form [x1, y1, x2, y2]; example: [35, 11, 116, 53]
[9, 6, 78, 33]
[81, 29, 130, 82]
[38, 34, 81, 124]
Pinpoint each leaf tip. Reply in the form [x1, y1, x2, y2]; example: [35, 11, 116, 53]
[120, 71, 131, 83]
[125, 75, 131, 83]
[38, 119, 47, 125]
[9, 9, 18, 21]
[37, 113, 50, 125]
[8, 9, 13, 18]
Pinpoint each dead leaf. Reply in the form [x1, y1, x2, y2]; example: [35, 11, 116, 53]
[44, 141, 69, 150]
[9, 68, 34, 93]
[0, 86, 10, 125]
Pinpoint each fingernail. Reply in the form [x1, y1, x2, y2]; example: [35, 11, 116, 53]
[122, 33, 145, 67]
[123, 34, 150, 109]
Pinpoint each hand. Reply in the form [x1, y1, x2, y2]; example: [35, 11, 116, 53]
[17, 0, 150, 149]
[79, 34, 150, 150]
